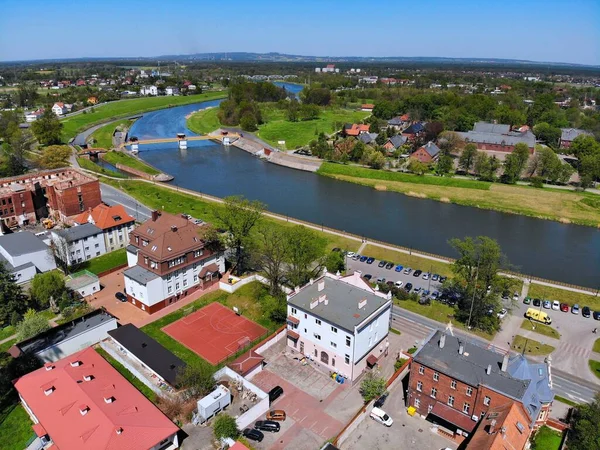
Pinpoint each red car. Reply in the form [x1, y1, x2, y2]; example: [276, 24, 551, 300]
[560, 303, 569, 312]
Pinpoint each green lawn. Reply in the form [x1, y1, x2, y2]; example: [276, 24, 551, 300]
[590, 359, 600, 380]
[102, 151, 160, 175]
[528, 284, 600, 310]
[511, 335, 555, 355]
[88, 119, 134, 149]
[61, 91, 227, 141]
[553, 395, 580, 407]
[0, 404, 34, 450]
[531, 425, 562, 450]
[520, 319, 561, 340]
[594, 338, 600, 353]
[95, 347, 157, 402]
[77, 248, 127, 275]
[318, 163, 491, 190]
[0, 326, 15, 341]
[186, 107, 222, 135]
[362, 245, 454, 278]
[0, 338, 16, 353]
[77, 157, 128, 178]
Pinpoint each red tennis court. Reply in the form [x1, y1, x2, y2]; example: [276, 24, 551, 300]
[162, 302, 267, 365]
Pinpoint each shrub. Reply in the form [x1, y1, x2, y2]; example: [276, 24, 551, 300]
[359, 372, 386, 403]
[213, 414, 239, 440]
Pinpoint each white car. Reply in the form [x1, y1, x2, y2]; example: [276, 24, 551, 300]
[552, 300, 560, 310]
[422, 272, 430, 280]
[395, 281, 403, 288]
[370, 407, 393, 427]
[497, 309, 508, 320]
[513, 292, 519, 301]
[347, 252, 355, 258]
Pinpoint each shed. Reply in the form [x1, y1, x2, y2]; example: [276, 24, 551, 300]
[195, 385, 231, 423]
[65, 270, 100, 299]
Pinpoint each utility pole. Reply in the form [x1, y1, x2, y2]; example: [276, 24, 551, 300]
[467, 259, 480, 330]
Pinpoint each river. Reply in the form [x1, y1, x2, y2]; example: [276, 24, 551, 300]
[127, 86, 600, 288]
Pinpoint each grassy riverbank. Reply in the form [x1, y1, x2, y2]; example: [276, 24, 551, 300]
[102, 151, 160, 175]
[318, 163, 600, 227]
[186, 107, 221, 135]
[76, 157, 128, 178]
[61, 91, 227, 141]
[88, 119, 134, 149]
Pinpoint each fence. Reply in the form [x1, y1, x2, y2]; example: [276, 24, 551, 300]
[96, 263, 128, 278]
[219, 274, 292, 294]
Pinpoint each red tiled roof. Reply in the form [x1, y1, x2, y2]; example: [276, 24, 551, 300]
[287, 329, 300, 340]
[32, 423, 47, 437]
[431, 401, 476, 432]
[345, 124, 370, 136]
[14, 347, 179, 450]
[362, 104, 375, 109]
[230, 442, 251, 450]
[54, 102, 65, 108]
[73, 204, 135, 230]
[400, 113, 410, 121]
[198, 263, 219, 278]
[228, 350, 264, 376]
[366, 354, 378, 366]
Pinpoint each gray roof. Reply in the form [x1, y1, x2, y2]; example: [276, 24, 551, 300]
[0, 231, 49, 257]
[358, 133, 377, 144]
[126, 244, 138, 254]
[414, 330, 553, 425]
[55, 223, 102, 242]
[123, 265, 159, 285]
[457, 130, 536, 148]
[287, 276, 391, 332]
[422, 141, 441, 157]
[387, 117, 403, 126]
[388, 135, 407, 149]
[473, 122, 511, 134]
[560, 128, 592, 142]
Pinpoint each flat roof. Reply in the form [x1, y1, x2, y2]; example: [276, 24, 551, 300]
[0, 231, 49, 256]
[123, 265, 159, 285]
[65, 271, 99, 290]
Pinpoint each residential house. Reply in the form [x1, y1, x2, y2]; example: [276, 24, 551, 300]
[456, 121, 536, 154]
[65, 270, 100, 299]
[14, 347, 180, 450]
[51, 223, 107, 266]
[25, 108, 44, 122]
[383, 135, 407, 153]
[361, 104, 374, 112]
[86, 96, 98, 105]
[408, 330, 553, 441]
[51, 102, 68, 116]
[358, 133, 378, 145]
[401, 122, 425, 141]
[343, 123, 371, 137]
[286, 271, 393, 382]
[410, 141, 440, 163]
[559, 128, 592, 149]
[165, 86, 180, 96]
[123, 211, 225, 314]
[465, 401, 531, 450]
[139, 85, 158, 96]
[0, 231, 56, 283]
[73, 203, 135, 253]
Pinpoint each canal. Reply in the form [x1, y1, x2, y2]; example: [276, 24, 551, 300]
[127, 93, 600, 288]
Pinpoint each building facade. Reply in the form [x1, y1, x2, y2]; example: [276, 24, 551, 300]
[51, 223, 107, 265]
[286, 271, 392, 382]
[123, 211, 225, 314]
[457, 122, 536, 154]
[0, 231, 56, 283]
[73, 203, 135, 252]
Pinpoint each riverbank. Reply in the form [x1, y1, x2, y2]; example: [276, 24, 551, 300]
[88, 119, 134, 149]
[317, 163, 600, 228]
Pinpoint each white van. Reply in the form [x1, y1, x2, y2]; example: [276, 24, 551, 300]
[370, 407, 393, 426]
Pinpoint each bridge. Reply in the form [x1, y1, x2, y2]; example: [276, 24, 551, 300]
[121, 133, 240, 149]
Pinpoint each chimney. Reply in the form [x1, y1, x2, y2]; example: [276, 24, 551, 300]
[501, 353, 509, 372]
[318, 294, 326, 303]
[458, 342, 464, 355]
[151, 210, 159, 221]
[171, 225, 177, 232]
[358, 298, 367, 309]
[489, 419, 497, 434]
[439, 334, 446, 349]
[486, 364, 491, 375]
[309, 278, 314, 285]
[317, 281, 325, 292]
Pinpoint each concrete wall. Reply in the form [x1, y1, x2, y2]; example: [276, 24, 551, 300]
[103, 223, 134, 253]
[219, 274, 291, 294]
[255, 327, 287, 355]
[72, 279, 100, 298]
[10, 247, 56, 273]
[126, 247, 137, 267]
[13, 264, 38, 284]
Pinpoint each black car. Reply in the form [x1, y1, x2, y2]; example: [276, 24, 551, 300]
[439, 276, 447, 283]
[254, 420, 281, 433]
[593, 311, 600, 320]
[360, 256, 368, 262]
[243, 428, 264, 442]
[268, 386, 284, 404]
[363, 274, 373, 281]
[413, 270, 422, 277]
[385, 262, 394, 270]
[374, 393, 388, 408]
[115, 292, 127, 302]
[332, 248, 341, 252]
[532, 298, 541, 307]
[405, 282, 413, 292]
[582, 306, 591, 318]
[366, 257, 375, 264]
[378, 260, 387, 268]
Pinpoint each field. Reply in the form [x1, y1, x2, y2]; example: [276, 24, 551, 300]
[77, 157, 128, 178]
[520, 319, 561, 339]
[531, 425, 562, 450]
[528, 283, 600, 311]
[589, 359, 600, 380]
[61, 91, 227, 141]
[102, 151, 160, 175]
[511, 335, 555, 355]
[186, 107, 222, 135]
[89, 119, 134, 149]
[0, 404, 33, 450]
[0, 326, 15, 342]
[362, 244, 454, 277]
[318, 164, 600, 227]
[77, 248, 127, 275]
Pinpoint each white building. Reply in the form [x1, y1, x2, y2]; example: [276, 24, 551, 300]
[51, 223, 107, 266]
[140, 85, 158, 96]
[0, 231, 56, 283]
[286, 271, 392, 382]
[165, 86, 180, 96]
[51, 102, 68, 116]
[25, 109, 44, 122]
[73, 203, 135, 253]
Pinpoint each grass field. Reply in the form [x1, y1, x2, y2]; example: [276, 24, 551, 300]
[89, 119, 134, 149]
[528, 284, 600, 311]
[553, 395, 580, 407]
[77, 248, 127, 275]
[77, 157, 128, 178]
[319, 164, 600, 227]
[186, 107, 222, 135]
[589, 359, 600, 380]
[0, 338, 16, 353]
[531, 425, 562, 450]
[521, 319, 561, 339]
[594, 338, 600, 353]
[362, 244, 454, 277]
[102, 151, 160, 175]
[61, 91, 227, 141]
[0, 326, 15, 342]
[0, 404, 33, 450]
[511, 335, 556, 355]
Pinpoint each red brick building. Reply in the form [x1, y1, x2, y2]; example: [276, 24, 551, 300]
[0, 168, 102, 228]
[408, 331, 553, 442]
[457, 122, 536, 154]
[410, 141, 441, 163]
[466, 401, 531, 450]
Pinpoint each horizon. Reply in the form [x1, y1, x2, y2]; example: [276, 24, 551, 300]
[1, 0, 599, 66]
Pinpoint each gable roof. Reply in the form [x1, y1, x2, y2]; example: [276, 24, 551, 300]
[403, 122, 424, 135]
[345, 124, 370, 137]
[14, 347, 179, 450]
[55, 223, 103, 242]
[0, 231, 48, 256]
[387, 117, 403, 126]
[466, 401, 531, 450]
[420, 141, 441, 158]
[388, 135, 407, 149]
[458, 121, 536, 148]
[358, 133, 377, 144]
[73, 204, 135, 230]
[560, 128, 592, 142]
[107, 324, 185, 386]
[473, 122, 511, 134]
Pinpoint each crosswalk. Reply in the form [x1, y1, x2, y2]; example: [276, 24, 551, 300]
[556, 342, 591, 359]
[391, 313, 433, 341]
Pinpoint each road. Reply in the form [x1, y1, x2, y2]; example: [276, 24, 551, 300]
[100, 183, 151, 222]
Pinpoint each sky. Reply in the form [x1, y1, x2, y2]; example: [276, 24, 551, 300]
[1, 0, 599, 65]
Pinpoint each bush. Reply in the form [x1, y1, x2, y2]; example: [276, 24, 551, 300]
[407, 347, 418, 354]
[359, 371, 386, 403]
[394, 358, 408, 371]
[530, 177, 544, 188]
[213, 414, 239, 440]
[16, 309, 50, 341]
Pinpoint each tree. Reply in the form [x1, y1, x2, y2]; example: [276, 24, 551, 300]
[324, 251, 345, 274]
[50, 235, 71, 273]
[501, 152, 522, 184]
[570, 135, 600, 159]
[239, 113, 258, 132]
[435, 153, 453, 176]
[213, 414, 239, 440]
[359, 372, 386, 403]
[176, 362, 215, 397]
[407, 158, 428, 175]
[363, 149, 386, 169]
[568, 392, 600, 450]
[16, 309, 51, 341]
[31, 109, 63, 145]
[533, 122, 561, 149]
[29, 271, 67, 308]
[39, 145, 72, 169]
[437, 131, 464, 153]
[285, 225, 327, 287]
[254, 225, 289, 296]
[0, 262, 28, 326]
[217, 196, 265, 276]
[286, 100, 300, 122]
[458, 143, 477, 173]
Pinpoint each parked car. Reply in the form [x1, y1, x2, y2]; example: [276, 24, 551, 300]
[268, 386, 284, 403]
[347, 252, 355, 258]
[552, 301, 560, 311]
[532, 298, 541, 307]
[404, 267, 412, 275]
[374, 394, 388, 408]
[366, 257, 375, 264]
[439, 276, 447, 283]
[560, 303, 569, 312]
[431, 291, 440, 300]
[254, 420, 280, 433]
[243, 428, 264, 442]
[422, 272, 430, 280]
[395, 265, 403, 272]
[414, 287, 422, 294]
[502, 292, 510, 301]
[593, 311, 600, 320]
[115, 292, 127, 302]
[378, 260, 386, 268]
[513, 292, 520, 301]
[572, 304, 580, 314]
[266, 410, 286, 421]
[363, 274, 373, 281]
[413, 270, 422, 277]
[432, 274, 439, 282]
[370, 407, 393, 427]
[582, 306, 591, 318]
[352, 254, 360, 260]
[523, 297, 531, 305]
[405, 283, 413, 292]
[422, 289, 430, 297]
[360, 256, 368, 262]
[497, 309, 508, 320]
[543, 300, 551, 309]
[395, 281, 403, 288]
[376, 277, 385, 284]
[385, 262, 394, 270]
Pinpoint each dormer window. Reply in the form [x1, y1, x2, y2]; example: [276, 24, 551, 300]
[70, 360, 82, 367]
[79, 405, 89, 415]
[104, 396, 115, 404]
[44, 363, 54, 371]
[115, 427, 123, 435]
[83, 375, 93, 382]
[43, 386, 55, 396]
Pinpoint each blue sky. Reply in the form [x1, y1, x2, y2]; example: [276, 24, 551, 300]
[1, 0, 599, 65]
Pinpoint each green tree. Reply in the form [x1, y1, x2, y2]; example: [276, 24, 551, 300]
[435, 153, 453, 176]
[239, 113, 258, 132]
[0, 262, 27, 326]
[533, 122, 561, 149]
[365, 149, 386, 169]
[287, 100, 300, 122]
[176, 362, 215, 395]
[474, 152, 498, 181]
[216, 196, 265, 276]
[29, 271, 66, 308]
[324, 251, 345, 274]
[359, 372, 386, 403]
[568, 392, 600, 450]
[350, 140, 366, 162]
[437, 131, 465, 153]
[213, 414, 240, 440]
[458, 143, 477, 173]
[31, 109, 63, 145]
[38, 145, 72, 169]
[254, 225, 289, 296]
[16, 309, 51, 341]
[407, 158, 428, 175]
[501, 152, 522, 184]
[570, 135, 600, 159]
[285, 225, 327, 287]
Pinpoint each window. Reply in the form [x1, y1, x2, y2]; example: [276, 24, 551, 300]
[168, 257, 185, 268]
[109, 238, 113, 244]
[538, 410, 547, 421]
[466, 387, 473, 397]
[346, 336, 351, 347]
[183, 279, 188, 287]
[419, 366, 424, 375]
[291, 307, 297, 315]
[85, 246, 89, 251]
[167, 274, 172, 281]
[96, 252, 100, 256]
[150, 261, 157, 269]
[95, 243, 99, 248]
[194, 249, 203, 258]
[431, 388, 437, 398]
[448, 395, 454, 407]
[463, 403, 470, 414]
[368, 336, 372, 346]
[83, 237, 88, 242]
[484, 396, 491, 406]
[414, 399, 420, 408]
[331, 326, 337, 333]
[314, 333, 321, 340]
[315, 319, 321, 325]
[193, 274, 198, 282]
[345, 354, 350, 364]
[369, 322, 373, 331]
[175, 282, 180, 290]
[167, 286, 172, 294]
[416, 381, 422, 392]
[451, 380, 457, 390]
[433, 372, 439, 381]
[330, 341, 337, 348]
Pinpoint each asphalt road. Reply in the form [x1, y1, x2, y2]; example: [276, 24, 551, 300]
[100, 183, 151, 222]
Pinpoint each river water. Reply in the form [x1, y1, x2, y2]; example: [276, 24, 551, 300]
[127, 87, 600, 288]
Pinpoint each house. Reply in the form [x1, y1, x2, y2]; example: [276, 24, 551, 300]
[0, 231, 56, 283]
[76, 79, 86, 86]
[86, 96, 98, 105]
[139, 85, 158, 96]
[51, 102, 68, 116]
[559, 128, 593, 149]
[25, 108, 44, 122]
[344, 123, 371, 137]
[285, 271, 393, 382]
[73, 203, 135, 253]
[456, 121, 536, 153]
[229, 350, 265, 379]
[358, 133, 378, 145]
[123, 211, 225, 314]
[410, 141, 441, 163]
[408, 330, 553, 441]
[14, 347, 180, 450]
[107, 324, 186, 387]
[361, 104, 374, 112]
[51, 223, 107, 266]
[401, 122, 425, 140]
[383, 135, 407, 152]
[465, 401, 531, 450]
[8, 309, 117, 362]
[165, 86, 180, 96]
[65, 270, 100, 299]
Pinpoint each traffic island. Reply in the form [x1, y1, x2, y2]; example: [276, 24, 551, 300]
[589, 359, 600, 380]
[511, 335, 556, 356]
[520, 320, 561, 340]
